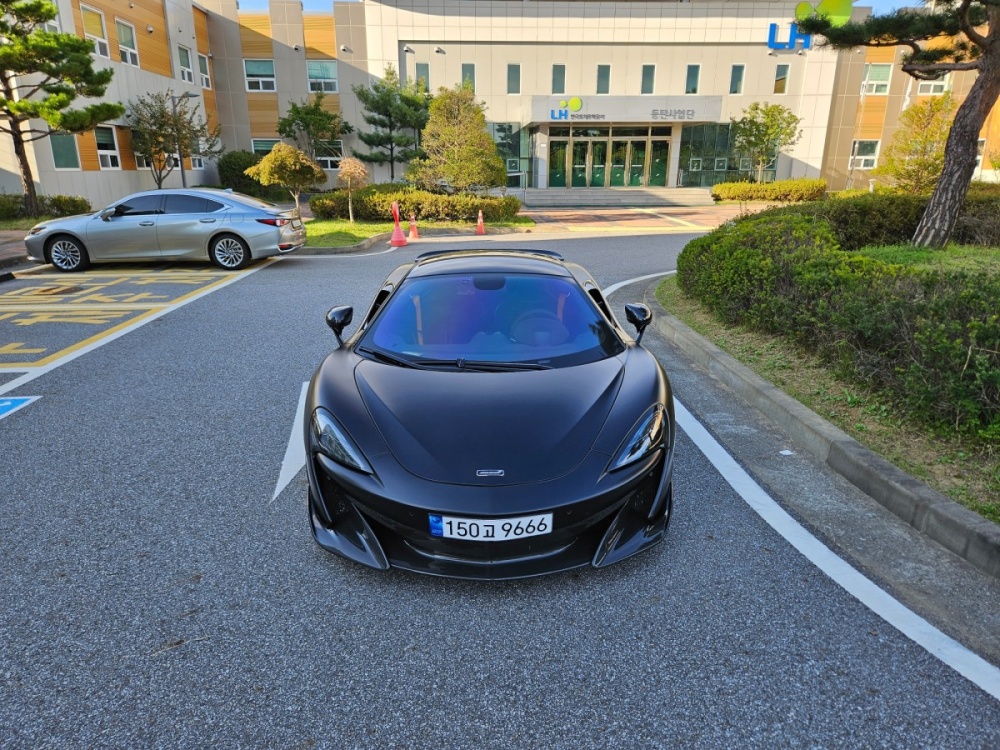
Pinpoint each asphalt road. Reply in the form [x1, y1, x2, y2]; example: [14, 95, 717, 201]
[2, 233, 998, 748]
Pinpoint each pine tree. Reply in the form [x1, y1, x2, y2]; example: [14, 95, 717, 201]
[798, 1, 1000, 247]
[0, 0, 124, 215]
[351, 65, 429, 180]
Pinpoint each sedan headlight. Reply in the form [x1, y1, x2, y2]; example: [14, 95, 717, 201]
[27, 225, 47, 236]
[311, 408, 373, 474]
[610, 404, 666, 471]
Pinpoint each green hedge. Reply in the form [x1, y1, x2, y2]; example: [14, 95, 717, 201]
[309, 185, 521, 222]
[0, 193, 92, 219]
[677, 213, 1000, 440]
[711, 178, 827, 203]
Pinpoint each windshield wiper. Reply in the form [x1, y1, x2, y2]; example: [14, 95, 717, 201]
[416, 358, 552, 372]
[356, 346, 429, 370]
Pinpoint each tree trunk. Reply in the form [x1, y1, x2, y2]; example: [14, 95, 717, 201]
[348, 191, 354, 223]
[10, 119, 39, 216]
[912, 36, 1000, 247]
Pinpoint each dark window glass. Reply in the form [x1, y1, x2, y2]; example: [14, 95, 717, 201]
[507, 64, 520, 94]
[552, 64, 565, 95]
[116, 195, 162, 216]
[163, 194, 224, 214]
[415, 62, 429, 89]
[641, 65, 655, 95]
[596, 64, 610, 94]
[361, 273, 624, 368]
[571, 127, 609, 138]
[774, 64, 789, 94]
[612, 127, 648, 137]
[685, 65, 700, 95]
[730, 64, 745, 95]
[549, 127, 570, 137]
[651, 126, 672, 136]
[462, 63, 475, 91]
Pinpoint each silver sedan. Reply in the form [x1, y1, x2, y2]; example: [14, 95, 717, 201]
[25, 188, 306, 272]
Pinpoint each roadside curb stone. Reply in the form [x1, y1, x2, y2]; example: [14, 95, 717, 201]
[646, 284, 1000, 580]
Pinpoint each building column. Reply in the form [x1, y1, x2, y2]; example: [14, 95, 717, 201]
[667, 125, 682, 188]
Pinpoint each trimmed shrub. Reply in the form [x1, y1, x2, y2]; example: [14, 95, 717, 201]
[0, 192, 24, 219]
[38, 194, 91, 216]
[217, 149, 264, 197]
[711, 178, 827, 203]
[676, 212, 1000, 439]
[310, 185, 520, 222]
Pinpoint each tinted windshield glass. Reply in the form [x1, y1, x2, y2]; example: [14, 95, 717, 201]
[359, 272, 624, 368]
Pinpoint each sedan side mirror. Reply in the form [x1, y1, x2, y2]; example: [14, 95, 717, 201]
[100, 208, 115, 222]
[326, 305, 353, 348]
[624, 303, 652, 344]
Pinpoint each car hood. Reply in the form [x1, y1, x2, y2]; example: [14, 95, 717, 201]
[355, 357, 625, 486]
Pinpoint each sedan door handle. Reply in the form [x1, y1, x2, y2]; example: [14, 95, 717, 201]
[199, 218, 217, 223]
[139, 221, 155, 226]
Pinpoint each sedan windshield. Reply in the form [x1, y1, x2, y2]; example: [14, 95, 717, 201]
[358, 272, 624, 369]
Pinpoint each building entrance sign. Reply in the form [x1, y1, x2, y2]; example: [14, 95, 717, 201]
[532, 96, 723, 125]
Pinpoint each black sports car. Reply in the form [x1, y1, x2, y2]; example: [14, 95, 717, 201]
[304, 248, 676, 579]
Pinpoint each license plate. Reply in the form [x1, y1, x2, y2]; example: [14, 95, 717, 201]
[428, 513, 552, 541]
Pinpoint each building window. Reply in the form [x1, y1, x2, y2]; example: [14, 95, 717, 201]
[81, 6, 109, 58]
[850, 139, 879, 170]
[862, 63, 891, 95]
[917, 74, 950, 95]
[198, 54, 211, 89]
[95, 126, 120, 169]
[462, 63, 475, 92]
[315, 140, 344, 170]
[641, 65, 655, 95]
[50, 133, 80, 170]
[42, 12, 60, 33]
[178, 46, 195, 83]
[689, 158, 702, 171]
[244, 59, 276, 91]
[730, 64, 745, 95]
[685, 65, 700, 95]
[415, 62, 429, 90]
[976, 139, 986, 169]
[116, 20, 139, 67]
[307, 60, 338, 93]
[507, 64, 520, 95]
[552, 64, 565, 95]
[715, 158, 728, 171]
[774, 64, 789, 94]
[190, 156, 204, 170]
[251, 139, 279, 156]
[596, 64, 611, 95]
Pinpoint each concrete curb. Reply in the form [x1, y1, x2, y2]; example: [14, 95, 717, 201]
[645, 284, 1000, 580]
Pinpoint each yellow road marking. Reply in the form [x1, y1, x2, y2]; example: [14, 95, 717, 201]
[0, 342, 47, 354]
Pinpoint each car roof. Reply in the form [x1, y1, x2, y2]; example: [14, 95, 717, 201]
[407, 248, 573, 278]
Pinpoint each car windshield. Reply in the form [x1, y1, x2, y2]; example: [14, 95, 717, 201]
[358, 272, 624, 369]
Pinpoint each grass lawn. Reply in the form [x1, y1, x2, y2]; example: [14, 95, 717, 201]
[656, 271, 1000, 525]
[305, 216, 535, 247]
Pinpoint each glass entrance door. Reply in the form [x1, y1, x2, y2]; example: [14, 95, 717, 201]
[590, 141, 607, 187]
[549, 141, 568, 187]
[628, 140, 647, 186]
[609, 140, 627, 187]
[648, 141, 669, 187]
[571, 142, 588, 187]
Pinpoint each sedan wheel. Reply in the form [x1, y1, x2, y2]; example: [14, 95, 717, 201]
[209, 234, 252, 270]
[47, 236, 90, 272]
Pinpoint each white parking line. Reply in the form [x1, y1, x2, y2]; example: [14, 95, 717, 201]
[607, 272, 1000, 701]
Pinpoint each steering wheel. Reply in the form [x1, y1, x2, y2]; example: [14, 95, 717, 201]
[510, 309, 569, 346]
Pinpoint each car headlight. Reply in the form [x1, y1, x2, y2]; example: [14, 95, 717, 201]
[311, 407, 373, 474]
[610, 404, 666, 471]
[27, 226, 47, 236]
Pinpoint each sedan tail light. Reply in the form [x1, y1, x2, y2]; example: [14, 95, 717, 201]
[256, 217, 291, 227]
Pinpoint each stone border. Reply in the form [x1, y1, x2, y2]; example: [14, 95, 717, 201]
[645, 285, 1000, 580]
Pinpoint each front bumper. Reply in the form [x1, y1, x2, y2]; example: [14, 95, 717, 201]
[306, 445, 675, 580]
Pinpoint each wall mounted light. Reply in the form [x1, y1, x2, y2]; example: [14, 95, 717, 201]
[293, 44, 300, 51]
[403, 45, 414, 53]
[434, 46, 445, 54]
[766, 49, 776, 56]
[147, 25, 154, 34]
[340, 45, 349, 52]
[797, 48, 805, 55]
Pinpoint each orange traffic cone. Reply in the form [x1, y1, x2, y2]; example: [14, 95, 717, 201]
[390, 201, 407, 247]
[475, 209, 485, 236]
[408, 213, 419, 240]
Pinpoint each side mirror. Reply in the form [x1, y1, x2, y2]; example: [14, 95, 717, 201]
[624, 303, 652, 344]
[326, 305, 353, 348]
[100, 208, 115, 222]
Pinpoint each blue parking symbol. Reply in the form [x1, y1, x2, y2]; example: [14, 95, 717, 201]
[0, 397, 39, 420]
